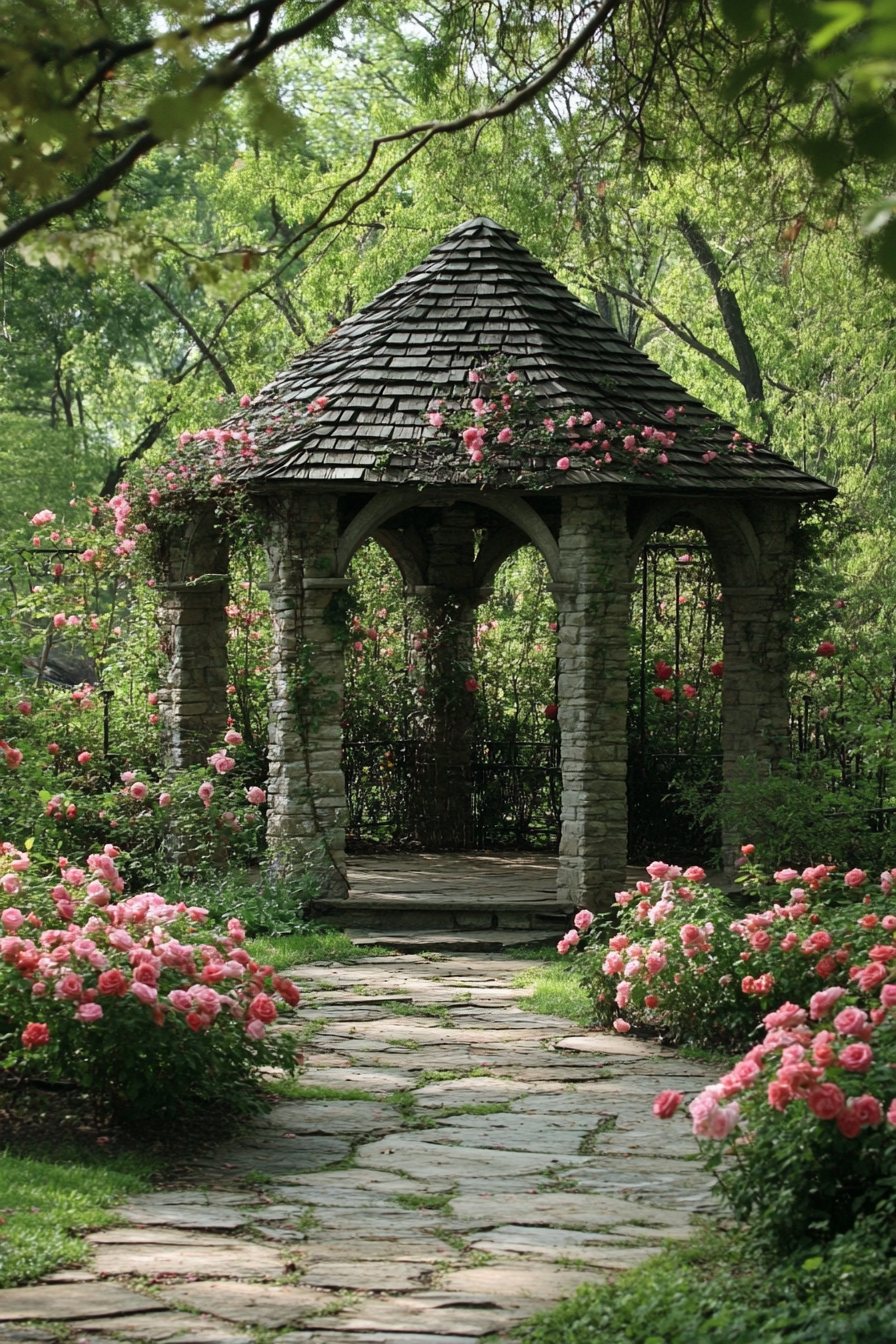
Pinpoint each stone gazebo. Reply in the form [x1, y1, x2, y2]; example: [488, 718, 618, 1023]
[159, 217, 835, 909]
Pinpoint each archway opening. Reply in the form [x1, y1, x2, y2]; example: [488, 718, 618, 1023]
[341, 538, 559, 852]
[628, 524, 724, 866]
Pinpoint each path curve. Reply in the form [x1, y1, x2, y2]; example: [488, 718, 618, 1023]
[0, 953, 720, 1344]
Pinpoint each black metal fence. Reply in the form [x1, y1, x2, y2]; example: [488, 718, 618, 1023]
[344, 737, 561, 851]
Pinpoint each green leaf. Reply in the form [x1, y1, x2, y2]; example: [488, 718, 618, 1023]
[808, 2, 867, 52]
[802, 1255, 824, 1270]
[861, 193, 896, 232]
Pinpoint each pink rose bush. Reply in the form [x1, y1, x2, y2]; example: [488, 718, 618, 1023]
[654, 984, 896, 1248]
[565, 852, 896, 1050]
[0, 841, 301, 1120]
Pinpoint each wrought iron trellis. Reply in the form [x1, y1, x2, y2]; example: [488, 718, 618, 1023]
[343, 736, 561, 851]
[628, 537, 724, 865]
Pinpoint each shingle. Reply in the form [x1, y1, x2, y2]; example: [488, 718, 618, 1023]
[225, 217, 835, 500]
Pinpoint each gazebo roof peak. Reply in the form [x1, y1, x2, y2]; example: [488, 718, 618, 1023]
[234, 218, 834, 499]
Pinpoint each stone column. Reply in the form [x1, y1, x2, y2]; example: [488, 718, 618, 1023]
[157, 510, 229, 770]
[720, 501, 801, 870]
[406, 505, 479, 849]
[264, 492, 349, 899]
[553, 493, 633, 911]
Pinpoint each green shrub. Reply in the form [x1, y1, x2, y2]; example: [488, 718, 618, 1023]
[568, 856, 896, 1052]
[0, 844, 302, 1120]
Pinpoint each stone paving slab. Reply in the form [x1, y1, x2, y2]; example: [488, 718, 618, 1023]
[89, 1238, 288, 1278]
[77, 1311, 249, 1344]
[0, 1284, 163, 1321]
[296, 1066, 418, 1091]
[158, 1282, 328, 1327]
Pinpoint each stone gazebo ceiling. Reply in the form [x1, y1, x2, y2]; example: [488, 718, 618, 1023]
[236, 217, 834, 498]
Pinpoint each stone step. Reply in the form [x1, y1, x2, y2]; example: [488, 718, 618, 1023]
[347, 928, 559, 953]
[311, 899, 572, 933]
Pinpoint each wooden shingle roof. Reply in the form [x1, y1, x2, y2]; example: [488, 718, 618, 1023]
[234, 217, 834, 498]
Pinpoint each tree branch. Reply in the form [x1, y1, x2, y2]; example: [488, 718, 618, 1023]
[676, 211, 765, 403]
[593, 276, 744, 383]
[144, 282, 236, 394]
[0, 0, 351, 250]
[0, 0, 622, 252]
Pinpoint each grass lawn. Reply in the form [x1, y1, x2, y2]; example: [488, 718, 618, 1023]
[0, 1150, 151, 1287]
[511, 961, 592, 1026]
[245, 926, 395, 970]
[521, 1226, 896, 1344]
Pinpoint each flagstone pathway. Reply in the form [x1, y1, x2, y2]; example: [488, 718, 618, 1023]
[0, 953, 721, 1344]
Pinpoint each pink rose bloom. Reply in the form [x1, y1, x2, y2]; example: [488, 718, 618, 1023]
[612, 1018, 631, 1033]
[245, 1019, 266, 1040]
[767, 1079, 795, 1110]
[837, 1104, 863, 1138]
[834, 1006, 869, 1038]
[646, 861, 670, 880]
[689, 1089, 723, 1136]
[158, 792, 172, 807]
[852, 1094, 883, 1127]
[887, 1099, 896, 1126]
[751, 930, 772, 952]
[844, 868, 867, 888]
[168, 989, 193, 1011]
[653, 1089, 683, 1119]
[707, 1102, 740, 1141]
[107, 928, 133, 950]
[55, 972, 83, 1000]
[806, 1082, 846, 1121]
[646, 951, 667, 976]
[130, 981, 158, 1005]
[720, 1058, 761, 1094]
[1, 905, 23, 929]
[75, 1002, 103, 1024]
[773, 868, 800, 883]
[557, 939, 570, 954]
[603, 950, 624, 974]
[564, 929, 580, 946]
[497, 427, 513, 444]
[245, 786, 266, 806]
[680, 923, 701, 946]
[210, 753, 236, 775]
[853, 962, 889, 992]
[1, 875, 21, 896]
[574, 909, 593, 932]
[880, 984, 896, 1009]
[839, 1042, 873, 1072]
[224, 730, 243, 746]
[683, 866, 705, 881]
[810, 987, 847, 1019]
[763, 1002, 807, 1030]
[198, 782, 214, 807]
[77, 751, 91, 764]
[130, 782, 148, 802]
[555, 457, 570, 471]
[64, 867, 85, 886]
[615, 980, 631, 1008]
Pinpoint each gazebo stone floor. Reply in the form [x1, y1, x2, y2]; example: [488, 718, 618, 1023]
[0, 951, 719, 1344]
[316, 853, 569, 952]
[313, 854, 728, 952]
